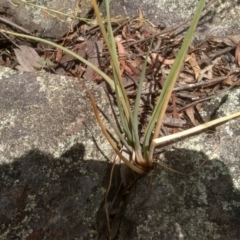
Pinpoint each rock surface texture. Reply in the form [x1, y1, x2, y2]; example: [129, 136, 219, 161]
[1, 71, 239, 239]
[0, 66, 113, 239]
[118, 89, 240, 239]
[0, 0, 91, 38]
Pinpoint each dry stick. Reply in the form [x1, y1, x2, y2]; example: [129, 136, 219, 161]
[175, 71, 238, 92]
[112, 15, 137, 34]
[178, 77, 240, 112]
[153, 111, 240, 148]
[0, 31, 19, 48]
[0, 16, 32, 35]
[85, 16, 136, 37]
[128, 18, 190, 47]
[209, 46, 235, 61]
[141, 69, 240, 96]
[178, 94, 219, 113]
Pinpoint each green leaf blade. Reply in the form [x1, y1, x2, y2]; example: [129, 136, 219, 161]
[143, 0, 207, 160]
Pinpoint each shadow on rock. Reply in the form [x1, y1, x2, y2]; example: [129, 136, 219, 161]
[119, 148, 240, 240]
[0, 143, 108, 240]
[2, 145, 240, 240]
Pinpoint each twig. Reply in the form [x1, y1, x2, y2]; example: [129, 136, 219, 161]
[178, 77, 240, 112]
[112, 15, 137, 34]
[0, 16, 32, 35]
[0, 31, 19, 48]
[209, 46, 235, 61]
[141, 69, 240, 96]
[174, 71, 235, 92]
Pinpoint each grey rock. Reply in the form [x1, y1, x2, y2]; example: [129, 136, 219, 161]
[0, 66, 114, 239]
[0, 0, 91, 38]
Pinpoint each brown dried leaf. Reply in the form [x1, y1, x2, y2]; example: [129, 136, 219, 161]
[179, 71, 195, 83]
[185, 107, 198, 126]
[5, 57, 11, 67]
[172, 93, 179, 133]
[227, 35, 240, 45]
[131, 57, 143, 68]
[186, 53, 201, 79]
[14, 45, 42, 72]
[235, 41, 240, 66]
[59, 42, 87, 65]
[196, 103, 202, 110]
[85, 40, 103, 81]
[151, 53, 174, 65]
[126, 62, 141, 75]
[209, 35, 240, 46]
[223, 75, 234, 86]
[223, 74, 240, 86]
[135, 8, 144, 29]
[55, 48, 63, 62]
[115, 36, 133, 75]
[122, 25, 128, 39]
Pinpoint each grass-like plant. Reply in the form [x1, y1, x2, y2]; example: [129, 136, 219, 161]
[90, 0, 240, 173]
[1, 0, 240, 175]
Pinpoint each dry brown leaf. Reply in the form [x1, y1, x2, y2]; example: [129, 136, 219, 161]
[210, 35, 240, 46]
[197, 64, 213, 82]
[122, 25, 128, 39]
[223, 75, 234, 86]
[115, 36, 133, 75]
[195, 103, 202, 112]
[135, 8, 144, 29]
[179, 72, 195, 83]
[227, 35, 240, 45]
[186, 53, 201, 79]
[126, 62, 141, 75]
[185, 107, 198, 126]
[172, 93, 179, 133]
[130, 57, 142, 68]
[151, 53, 174, 65]
[84, 40, 103, 81]
[5, 57, 11, 67]
[55, 48, 63, 62]
[57, 43, 87, 74]
[235, 41, 240, 66]
[14, 45, 42, 72]
[223, 74, 240, 86]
